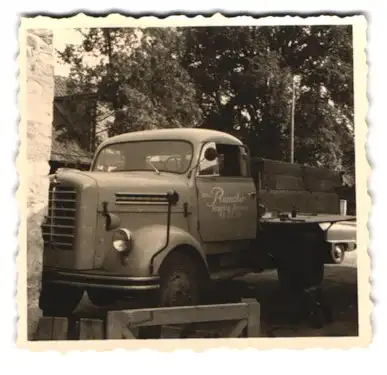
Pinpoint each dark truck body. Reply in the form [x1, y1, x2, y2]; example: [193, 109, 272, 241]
[246, 158, 356, 275]
[251, 157, 344, 216]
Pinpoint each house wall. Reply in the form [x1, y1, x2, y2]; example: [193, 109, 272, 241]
[26, 29, 54, 339]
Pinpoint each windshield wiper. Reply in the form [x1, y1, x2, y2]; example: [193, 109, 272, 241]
[147, 160, 160, 175]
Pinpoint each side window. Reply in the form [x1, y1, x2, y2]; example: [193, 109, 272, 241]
[217, 144, 250, 177]
[198, 142, 219, 176]
[198, 143, 250, 177]
[239, 146, 250, 177]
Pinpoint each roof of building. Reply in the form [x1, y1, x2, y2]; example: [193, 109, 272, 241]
[54, 75, 68, 97]
[52, 77, 95, 164]
[51, 129, 93, 164]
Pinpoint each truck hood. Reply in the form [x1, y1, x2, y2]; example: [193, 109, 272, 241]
[65, 170, 191, 209]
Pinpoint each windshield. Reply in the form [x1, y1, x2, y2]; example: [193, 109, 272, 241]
[93, 140, 193, 174]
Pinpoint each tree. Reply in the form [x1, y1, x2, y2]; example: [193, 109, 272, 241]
[57, 25, 355, 183]
[57, 27, 202, 143]
[181, 25, 354, 181]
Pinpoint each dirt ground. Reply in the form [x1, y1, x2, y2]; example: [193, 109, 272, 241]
[238, 251, 358, 337]
[65, 251, 358, 339]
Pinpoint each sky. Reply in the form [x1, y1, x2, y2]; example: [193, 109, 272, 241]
[53, 29, 112, 140]
[53, 28, 103, 77]
[53, 29, 83, 77]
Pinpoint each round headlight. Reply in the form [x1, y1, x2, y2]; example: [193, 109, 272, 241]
[112, 228, 133, 253]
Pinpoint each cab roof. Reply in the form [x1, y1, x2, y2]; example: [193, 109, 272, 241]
[98, 128, 243, 149]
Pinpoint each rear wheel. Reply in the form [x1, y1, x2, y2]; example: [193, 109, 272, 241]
[277, 252, 325, 292]
[277, 267, 304, 293]
[39, 283, 84, 316]
[276, 237, 328, 327]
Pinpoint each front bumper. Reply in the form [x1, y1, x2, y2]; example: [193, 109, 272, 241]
[42, 268, 160, 291]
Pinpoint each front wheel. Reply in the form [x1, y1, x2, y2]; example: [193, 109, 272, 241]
[39, 283, 84, 316]
[159, 252, 205, 307]
[138, 252, 207, 339]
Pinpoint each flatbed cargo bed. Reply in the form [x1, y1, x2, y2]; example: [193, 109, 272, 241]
[251, 157, 347, 216]
[260, 214, 356, 224]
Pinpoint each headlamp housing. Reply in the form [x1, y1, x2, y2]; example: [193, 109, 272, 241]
[112, 228, 133, 254]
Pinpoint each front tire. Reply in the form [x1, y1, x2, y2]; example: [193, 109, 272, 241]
[159, 252, 205, 307]
[138, 251, 207, 339]
[39, 283, 84, 316]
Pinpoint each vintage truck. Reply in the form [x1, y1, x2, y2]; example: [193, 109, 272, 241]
[40, 128, 356, 316]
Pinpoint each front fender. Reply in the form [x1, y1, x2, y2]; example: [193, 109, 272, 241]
[148, 225, 207, 275]
[102, 224, 206, 277]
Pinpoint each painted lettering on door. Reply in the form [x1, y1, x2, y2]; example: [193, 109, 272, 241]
[201, 186, 249, 219]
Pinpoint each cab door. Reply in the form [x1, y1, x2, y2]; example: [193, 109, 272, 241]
[195, 142, 257, 243]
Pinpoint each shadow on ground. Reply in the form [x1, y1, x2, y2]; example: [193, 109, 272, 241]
[69, 252, 358, 339]
[238, 252, 358, 337]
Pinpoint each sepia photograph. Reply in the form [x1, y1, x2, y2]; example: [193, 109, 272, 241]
[18, 14, 369, 349]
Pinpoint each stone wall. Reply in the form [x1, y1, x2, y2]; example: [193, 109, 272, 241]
[26, 29, 54, 339]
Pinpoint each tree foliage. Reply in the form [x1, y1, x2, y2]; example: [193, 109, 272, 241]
[57, 25, 354, 183]
[57, 27, 202, 138]
[182, 25, 354, 181]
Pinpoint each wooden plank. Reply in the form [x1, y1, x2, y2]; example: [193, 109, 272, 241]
[79, 318, 104, 340]
[225, 319, 248, 337]
[105, 314, 137, 339]
[262, 175, 340, 192]
[51, 317, 68, 340]
[35, 317, 53, 340]
[273, 175, 305, 191]
[304, 166, 342, 181]
[261, 175, 305, 191]
[259, 190, 340, 214]
[304, 177, 341, 192]
[108, 302, 249, 329]
[67, 318, 80, 340]
[253, 157, 342, 182]
[254, 158, 304, 176]
[243, 298, 261, 337]
[253, 158, 342, 193]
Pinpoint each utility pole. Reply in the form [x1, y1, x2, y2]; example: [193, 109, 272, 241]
[290, 75, 296, 164]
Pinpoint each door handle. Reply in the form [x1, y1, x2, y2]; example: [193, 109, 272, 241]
[248, 191, 257, 198]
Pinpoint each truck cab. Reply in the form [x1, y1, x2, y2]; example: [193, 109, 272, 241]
[40, 128, 261, 314]
[40, 128, 356, 316]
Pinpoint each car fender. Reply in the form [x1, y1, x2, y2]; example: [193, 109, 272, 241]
[319, 221, 357, 251]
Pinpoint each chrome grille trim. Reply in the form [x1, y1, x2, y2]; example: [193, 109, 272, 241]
[115, 192, 169, 205]
[42, 184, 77, 251]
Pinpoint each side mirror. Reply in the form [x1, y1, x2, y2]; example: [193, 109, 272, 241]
[204, 147, 218, 162]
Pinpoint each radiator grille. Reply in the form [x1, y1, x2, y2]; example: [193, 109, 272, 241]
[42, 184, 77, 251]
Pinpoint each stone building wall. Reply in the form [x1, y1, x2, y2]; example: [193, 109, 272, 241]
[26, 29, 54, 339]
